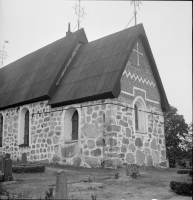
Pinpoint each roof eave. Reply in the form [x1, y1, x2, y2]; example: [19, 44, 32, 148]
[49, 92, 115, 108]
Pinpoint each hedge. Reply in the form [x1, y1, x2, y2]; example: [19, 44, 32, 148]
[170, 181, 192, 196]
[177, 169, 191, 174]
[12, 164, 45, 173]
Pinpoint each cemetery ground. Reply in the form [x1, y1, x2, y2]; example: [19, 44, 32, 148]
[0, 163, 192, 200]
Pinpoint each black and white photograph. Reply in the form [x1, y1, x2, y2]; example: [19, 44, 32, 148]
[0, 0, 192, 199]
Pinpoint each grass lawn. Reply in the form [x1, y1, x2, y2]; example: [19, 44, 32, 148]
[0, 164, 192, 200]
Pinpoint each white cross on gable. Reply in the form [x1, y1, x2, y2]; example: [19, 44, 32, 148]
[133, 42, 143, 66]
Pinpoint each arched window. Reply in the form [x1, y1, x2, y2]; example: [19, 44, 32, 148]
[19, 108, 30, 146]
[135, 105, 138, 130]
[24, 110, 29, 145]
[0, 114, 3, 147]
[72, 110, 78, 140]
[134, 99, 146, 133]
[63, 108, 79, 142]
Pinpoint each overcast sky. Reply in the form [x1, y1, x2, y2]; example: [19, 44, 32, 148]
[0, 0, 192, 124]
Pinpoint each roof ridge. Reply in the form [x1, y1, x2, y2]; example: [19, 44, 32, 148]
[1, 29, 86, 68]
[87, 24, 143, 45]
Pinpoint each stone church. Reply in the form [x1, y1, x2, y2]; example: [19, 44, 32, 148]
[0, 24, 169, 168]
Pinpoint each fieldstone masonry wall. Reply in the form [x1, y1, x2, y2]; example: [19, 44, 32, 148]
[0, 98, 167, 168]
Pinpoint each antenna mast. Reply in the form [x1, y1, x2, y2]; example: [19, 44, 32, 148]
[131, 0, 142, 26]
[74, 0, 85, 30]
[0, 40, 9, 68]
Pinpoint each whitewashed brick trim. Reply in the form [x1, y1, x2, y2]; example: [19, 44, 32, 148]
[121, 87, 159, 104]
[123, 70, 156, 87]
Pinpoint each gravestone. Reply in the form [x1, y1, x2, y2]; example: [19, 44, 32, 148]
[0, 155, 4, 181]
[166, 158, 169, 168]
[55, 170, 68, 199]
[2, 153, 13, 181]
[21, 153, 27, 164]
[185, 161, 190, 169]
[0, 155, 3, 170]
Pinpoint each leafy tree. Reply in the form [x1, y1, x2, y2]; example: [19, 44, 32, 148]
[164, 106, 189, 167]
[180, 122, 193, 164]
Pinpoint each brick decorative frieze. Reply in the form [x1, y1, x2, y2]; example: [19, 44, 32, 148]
[123, 70, 156, 87]
[121, 39, 161, 103]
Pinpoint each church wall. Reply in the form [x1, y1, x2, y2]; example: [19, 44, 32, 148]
[113, 38, 167, 167]
[0, 96, 166, 168]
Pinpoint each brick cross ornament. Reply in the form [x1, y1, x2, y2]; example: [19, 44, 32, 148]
[133, 42, 143, 66]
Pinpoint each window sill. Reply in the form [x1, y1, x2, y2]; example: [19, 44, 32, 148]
[64, 140, 78, 144]
[18, 144, 30, 148]
[135, 130, 147, 134]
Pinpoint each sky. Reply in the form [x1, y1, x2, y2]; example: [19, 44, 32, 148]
[0, 0, 192, 124]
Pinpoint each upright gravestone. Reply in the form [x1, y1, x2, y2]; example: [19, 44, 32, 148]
[185, 161, 190, 169]
[55, 170, 68, 199]
[2, 153, 13, 181]
[0, 155, 3, 171]
[0, 155, 4, 181]
[21, 153, 27, 164]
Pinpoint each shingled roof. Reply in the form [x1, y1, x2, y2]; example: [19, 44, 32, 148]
[49, 24, 169, 111]
[0, 24, 169, 112]
[0, 28, 88, 110]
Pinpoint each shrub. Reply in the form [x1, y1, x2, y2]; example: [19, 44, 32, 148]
[170, 181, 192, 196]
[189, 170, 193, 176]
[12, 164, 45, 173]
[177, 169, 191, 174]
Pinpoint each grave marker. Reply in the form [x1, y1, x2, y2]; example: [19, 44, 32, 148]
[0, 155, 3, 171]
[185, 161, 190, 169]
[21, 153, 27, 164]
[2, 153, 13, 181]
[55, 170, 68, 199]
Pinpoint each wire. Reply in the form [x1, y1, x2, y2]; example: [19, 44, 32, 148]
[31, 101, 163, 117]
[125, 14, 135, 29]
[73, 23, 78, 32]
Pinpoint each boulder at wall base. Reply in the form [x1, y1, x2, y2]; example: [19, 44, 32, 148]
[73, 157, 81, 166]
[61, 144, 77, 157]
[136, 150, 145, 165]
[52, 154, 60, 162]
[147, 155, 153, 166]
[101, 159, 123, 168]
[152, 150, 160, 164]
[81, 124, 99, 139]
[160, 161, 167, 167]
[84, 157, 100, 168]
[126, 153, 135, 164]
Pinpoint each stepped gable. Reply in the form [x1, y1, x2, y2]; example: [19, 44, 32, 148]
[0, 28, 88, 110]
[49, 24, 169, 112]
